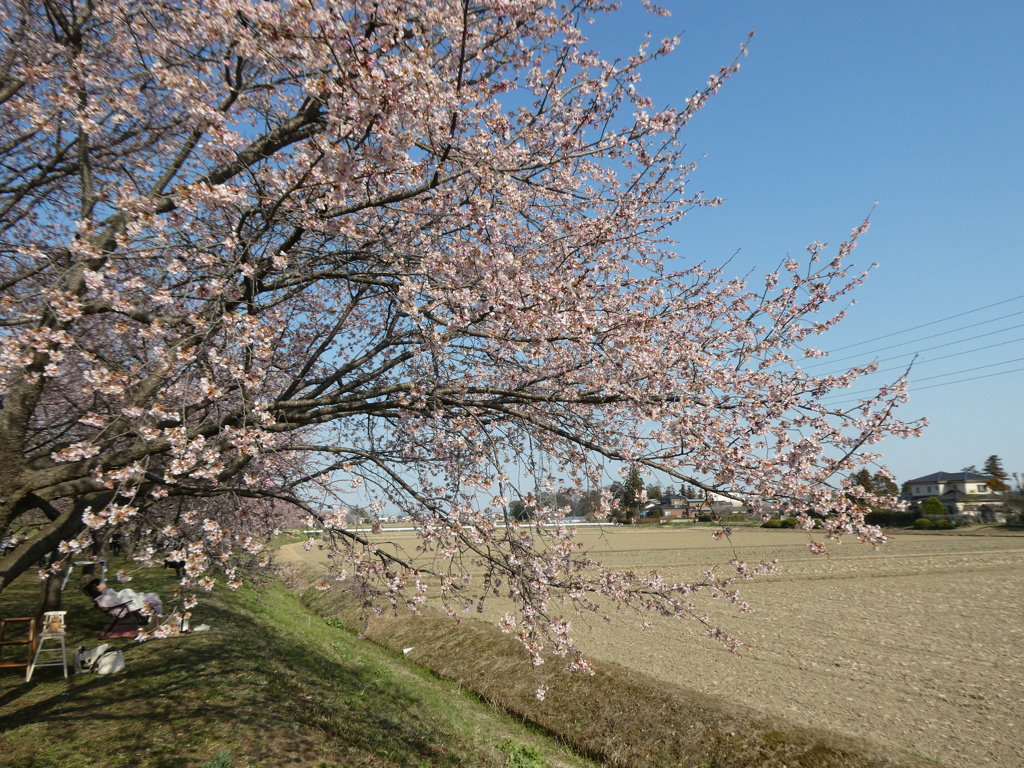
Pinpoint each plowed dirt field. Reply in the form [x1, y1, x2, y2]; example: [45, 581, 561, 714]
[285, 526, 1024, 768]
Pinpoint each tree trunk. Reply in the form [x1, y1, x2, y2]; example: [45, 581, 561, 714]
[0, 504, 86, 592]
[94, 530, 111, 560]
[36, 556, 68, 624]
[121, 523, 140, 561]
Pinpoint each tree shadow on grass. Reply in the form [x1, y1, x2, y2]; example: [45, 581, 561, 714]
[1, 578, 493, 768]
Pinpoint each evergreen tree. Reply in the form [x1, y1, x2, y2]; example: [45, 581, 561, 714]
[983, 455, 1009, 492]
[572, 490, 602, 519]
[871, 472, 900, 497]
[509, 499, 530, 521]
[618, 466, 645, 521]
[921, 497, 946, 516]
[851, 469, 874, 493]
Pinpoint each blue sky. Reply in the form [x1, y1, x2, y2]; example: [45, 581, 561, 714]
[585, 1, 1024, 485]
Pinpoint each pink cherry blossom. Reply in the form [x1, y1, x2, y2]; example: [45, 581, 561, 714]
[0, 0, 923, 672]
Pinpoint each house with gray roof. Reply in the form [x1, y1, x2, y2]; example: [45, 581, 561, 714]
[641, 494, 714, 519]
[905, 471, 1006, 521]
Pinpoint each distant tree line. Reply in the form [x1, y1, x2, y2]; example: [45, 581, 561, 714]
[504, 467, 709, 524]
[505, 454, 1024, 528]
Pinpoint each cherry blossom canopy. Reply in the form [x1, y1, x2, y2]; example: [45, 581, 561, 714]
[0, 0, 917, 659]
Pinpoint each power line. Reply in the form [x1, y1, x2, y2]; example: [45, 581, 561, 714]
[853, 239, 1024, 302]
[790, 259, 1024, 411]
[826, 293, 1024, 353]
[806, 309, 1024, 370]
[847, 334, 1024, 379]
[814, 323, 1024, 378]
[910, 366, 1024, 393]
[908, 356, 1024, 385]
[823, 357, 1024, 404]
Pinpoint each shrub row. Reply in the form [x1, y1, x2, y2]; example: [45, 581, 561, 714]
[913, 517, 958, 530]
[758, 511, 967, 530]
[864, 509, 918, 528]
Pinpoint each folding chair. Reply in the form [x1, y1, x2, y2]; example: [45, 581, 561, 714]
[84, 589, 148, 638]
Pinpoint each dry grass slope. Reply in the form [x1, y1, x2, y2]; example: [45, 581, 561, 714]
[291, 563, 940, 768]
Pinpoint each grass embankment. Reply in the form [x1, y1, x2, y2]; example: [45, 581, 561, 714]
[290, 562, 943, 768]
[0, 561, 595, 768]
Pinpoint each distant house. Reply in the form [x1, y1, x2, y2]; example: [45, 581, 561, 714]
[709, 492, 746, 512]
[904, 471, 1006, 521]
[641, 494, 714, 519]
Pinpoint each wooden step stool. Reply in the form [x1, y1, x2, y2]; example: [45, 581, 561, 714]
[0, 617, 37, 680]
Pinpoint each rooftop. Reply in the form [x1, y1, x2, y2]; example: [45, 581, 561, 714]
[906, 471, 990, 484]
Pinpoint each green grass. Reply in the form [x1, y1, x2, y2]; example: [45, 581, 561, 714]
[0, 561, 595, 768]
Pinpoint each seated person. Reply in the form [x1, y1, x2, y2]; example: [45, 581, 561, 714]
[84, 577, 163, 618]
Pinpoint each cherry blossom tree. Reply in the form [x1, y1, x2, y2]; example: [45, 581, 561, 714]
[0, 0, 919, 660]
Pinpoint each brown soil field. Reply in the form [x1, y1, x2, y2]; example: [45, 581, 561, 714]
[283, 526, 1024, 768]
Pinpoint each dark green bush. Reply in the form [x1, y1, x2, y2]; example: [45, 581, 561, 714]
[721, 513, 755, 523]
[913, 517, 935, 529]
[864, 509, 917, 527]
[934, 518, 955, 529]
[761, 518, 783, 528]
[780, 516, 799, 528]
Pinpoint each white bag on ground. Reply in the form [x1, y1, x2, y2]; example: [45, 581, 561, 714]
[93, 648, 125, 674]
[73, 644, 109, 674]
